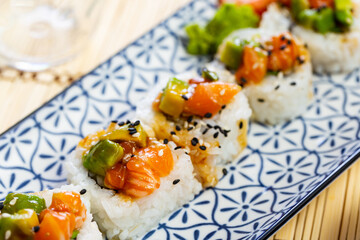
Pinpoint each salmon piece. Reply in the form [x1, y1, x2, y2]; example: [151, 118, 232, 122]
[184, 82, 241, 117]
[308, 0, 333, 8]
[235, 46, 268, 85]
[123, 159, 160, 198]
[35, 210, 75, 240]
[267, 33, 300, 72]
[219, 0, 276, 14]
[49, 192, 86, 229]
[105, 163, 127, 189]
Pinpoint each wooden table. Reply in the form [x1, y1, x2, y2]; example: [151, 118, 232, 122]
[0, 1, 359, 239]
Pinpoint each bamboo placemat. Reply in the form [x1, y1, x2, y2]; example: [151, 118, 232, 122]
[0, 1, 359, 239]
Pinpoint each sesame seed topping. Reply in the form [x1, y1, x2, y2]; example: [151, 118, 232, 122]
[202, 128, 209, 135]
[132, 132, 140, 137]
[267, 50, 272, 56]
[163, 139, 169, 144]
[280, 45, 286, 50]
[222, 105, 226, 109]
[176, 125, 181, 131]
[80, 189, 87, 195]
[170, 131, 176, 135]
[9, 198, 17, 206]
[0, 202, 3, 210]
[204, 113, 212, 118]
[172, 135, 180, 142]
[281, 35, 286, 41]
[206, 124, 213, 128]
[128, 127, 136, 131]
[193, 121, 198, 126]
[187, 116, 193, 123]
[240, 77, 247, 84]
[173, 179, 180, 185]
[213, 132, 219, 138]
[239, 121, 243, 129]
[222, 168, 228, 175]
[218, 145, 222, 148]
[290, 82, 296, 86]
[118, 121, 125, 126]
[287, 40, 292, 45]
[220, 89, 225, 96]
[274, 85, 280, 90]
[111, 120, 118, 124]
[133, 120, 140, 126]
[204, 142, 211, 148]
[181, 95, 188, 100]
[199, 146, 206, 150]
[33, 226, 40, 233]
[187, 127, 194, 131]
[158, 149, 164, 156]
[126, 120, 131, 124]
[304, 43, 308, 48]
[296, 56, 305, 64]
[174, 146, 182, 150]
[191, 137, 199, 146]
[258, 98, 265, 103]
[131, 154, 135, 158]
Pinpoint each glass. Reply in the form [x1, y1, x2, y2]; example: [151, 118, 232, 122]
[0, 0, 101, 71]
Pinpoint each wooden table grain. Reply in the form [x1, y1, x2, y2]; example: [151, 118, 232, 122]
[0, 1, 359, 239]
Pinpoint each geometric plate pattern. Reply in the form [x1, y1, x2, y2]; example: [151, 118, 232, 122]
[0, 1, 359, 239]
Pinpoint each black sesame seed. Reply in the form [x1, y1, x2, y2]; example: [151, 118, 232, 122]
[267, 50, 272, 56]
[304, 43, 308, 48]
[170, 131, 176, 135]
[239, 121, 243, 129]
[126, 120, 131, 124]
[241, 77, 247, 84]
[181, 95, 188, 100]
[187, 127, 194, 131]
[118, 121, 125, 126]
[202, 128, 209, 135]
[213, 132, 219, 138]
[176, 125, 181, 131]
[204, 113, 212, 118]
[173, 179, 180, 185]
[199, 146, 206, 150]
[128, 127, 136, 132]
[133, 120, 140, 126]
[222, 168, 228, 176]
[221, 105, 226, 109]
[218, 145, 222, 148]
[258, 98, 265, 103]
[163, 139, 169, 144]
[290, 82, 296, 86]
[0, 202, 3, 210]
[80, 189, 87, 195]
[111, 120, 118, 124]
[131, 154, 135, 158]
[296, 56, 305, 64]
[174, 146, 182, 150]
[281, 35, 286, 41]
[129, 130, 137, 135]
[274, 85, 280, 90]
[206, 124, 213, 128]
[287, 40, 292, 45]
[191, 137, 199, 146]
[194, 121, 198, 126]
[187, 116, 193, 123]
[280, 45, 287, 50]
[33, 226, 40, 233]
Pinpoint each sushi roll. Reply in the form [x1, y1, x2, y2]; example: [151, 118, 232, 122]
[0, 185, 102, 240]
[136, 69, 252, 187]
[262, 0, 360, 73]
[66, 121, 201, 239]
[212, 28, 312, 125]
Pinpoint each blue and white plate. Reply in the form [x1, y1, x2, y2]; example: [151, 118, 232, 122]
[1, 0, 360, 239]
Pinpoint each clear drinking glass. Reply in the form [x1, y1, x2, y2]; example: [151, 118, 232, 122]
[0, 0, 101, 71]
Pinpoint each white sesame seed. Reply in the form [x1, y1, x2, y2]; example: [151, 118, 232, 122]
[184, 121, 188, 128]
[199, 138, 204, 145]
[5, 230, 11, 240]
[204, 142, 211, 148]
[252, 63, 259, 69]
[172, 135, 180, 142]
[9, 197, 17, 206]
[158, 149, 164, 157]
[132, 132, 140, 138]
[220, 89, 225, 96]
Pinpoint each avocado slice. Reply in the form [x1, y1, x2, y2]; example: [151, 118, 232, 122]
[0, 209, 39, 239]
[159, 78, 189, 118]
[82, 140, 124, 176]
[291, 0, 310, 20]
[202, 68, 219, 82]
[2, 193, 46, 214]
[314, 8, 336, 34]
[335, 0, 353, 27]
[101, 123, 148, 148]
[298, 9, 317, 29]
[220, 38, 247, 70]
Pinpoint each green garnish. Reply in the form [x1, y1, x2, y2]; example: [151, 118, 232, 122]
[185, 4, 259, 55]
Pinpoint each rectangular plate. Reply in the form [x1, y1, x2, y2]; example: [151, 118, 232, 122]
[1, 0, 360, 239]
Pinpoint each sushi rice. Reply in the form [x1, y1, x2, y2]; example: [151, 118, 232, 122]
[262, 2, 360, 74]
[66, 139, 201, 240]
